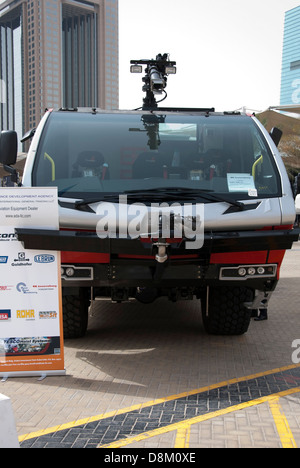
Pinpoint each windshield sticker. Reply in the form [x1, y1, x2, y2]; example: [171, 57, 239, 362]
[248, 188, 258, 197]
[227, 173, 256, 193]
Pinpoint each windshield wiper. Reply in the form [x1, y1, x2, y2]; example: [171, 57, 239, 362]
[73, 187, 246, 210]
[74, 194, 120, 209]
[124, 187, 246, 210]
[74, 188, 203, 208]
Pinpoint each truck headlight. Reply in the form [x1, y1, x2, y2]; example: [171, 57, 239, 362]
[220, 264, 277, 280]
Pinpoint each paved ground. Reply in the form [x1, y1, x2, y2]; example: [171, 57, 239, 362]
[1, 240, 300, 449]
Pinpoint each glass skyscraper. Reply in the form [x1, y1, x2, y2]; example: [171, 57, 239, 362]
[0, 0, 119, 145]
[280, 5, 300, 105]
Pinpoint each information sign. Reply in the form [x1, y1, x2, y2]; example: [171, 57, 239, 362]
[0, 187, 65, 378]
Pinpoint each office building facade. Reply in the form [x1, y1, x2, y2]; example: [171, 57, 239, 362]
[280, 5, 300, 105]
[0, 0, 118, 143]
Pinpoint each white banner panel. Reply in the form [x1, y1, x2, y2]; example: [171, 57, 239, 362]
[0, 187, 65, 377]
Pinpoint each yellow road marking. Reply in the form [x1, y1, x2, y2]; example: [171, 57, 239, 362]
[174, 424, 191, 448]
[19, 363, 300, 443]
[269, 397, 297, 448]
[98, 387, 300, 448]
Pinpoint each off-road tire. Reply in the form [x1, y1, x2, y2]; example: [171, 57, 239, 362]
[201, 286, 253, 335]
[62, 289, 89, 339]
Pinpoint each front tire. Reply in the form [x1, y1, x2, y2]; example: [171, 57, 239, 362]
[201, 286, 253, 335]
[62, 288, 89, 338]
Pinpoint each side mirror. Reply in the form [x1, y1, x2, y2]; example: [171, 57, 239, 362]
[296, 194, 300, 215]
[0, 130, 18, 165]
[270, 127, 282, 147]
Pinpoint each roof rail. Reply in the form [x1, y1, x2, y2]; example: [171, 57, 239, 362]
[58, 107, 78, 112]
[156, 107, 215, 113]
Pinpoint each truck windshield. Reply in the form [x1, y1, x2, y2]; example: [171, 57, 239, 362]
[32, 111, 281, 201]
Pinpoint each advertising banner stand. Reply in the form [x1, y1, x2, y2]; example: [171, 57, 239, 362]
[0, 187, 65, 379]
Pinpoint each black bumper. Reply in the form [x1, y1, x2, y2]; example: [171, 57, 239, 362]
[15, 227, 299, 289]
[15, 227, 300, 256]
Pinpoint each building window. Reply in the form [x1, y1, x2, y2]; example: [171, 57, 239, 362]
[290, 60, 300, 71]
[62, 9, 98, 108]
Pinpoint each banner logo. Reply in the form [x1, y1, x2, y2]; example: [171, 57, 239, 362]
[34, 254, 55, 264]
[16, 309, 35, 320]
[0, 310, 11, 321]
[0, 233, 17, 241]
[16, 282, 37, 294]
[11, 252, 32, 267]
[39, 311, 58, 319]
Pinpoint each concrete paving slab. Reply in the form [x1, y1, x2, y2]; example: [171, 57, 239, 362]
[1, 240, 300, 448]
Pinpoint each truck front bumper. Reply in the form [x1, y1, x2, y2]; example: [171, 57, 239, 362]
[15, 227, 299, 289]
[15, 226, 300, 256]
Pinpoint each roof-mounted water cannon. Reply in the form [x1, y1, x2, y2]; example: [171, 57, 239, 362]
[130, 53, 176, 110]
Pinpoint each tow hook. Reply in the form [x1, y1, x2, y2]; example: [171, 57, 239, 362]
[152, 239, 169, 263]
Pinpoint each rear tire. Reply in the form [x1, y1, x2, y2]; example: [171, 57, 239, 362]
[201, 286, 253, 335]
[62, 289, 89, 338]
